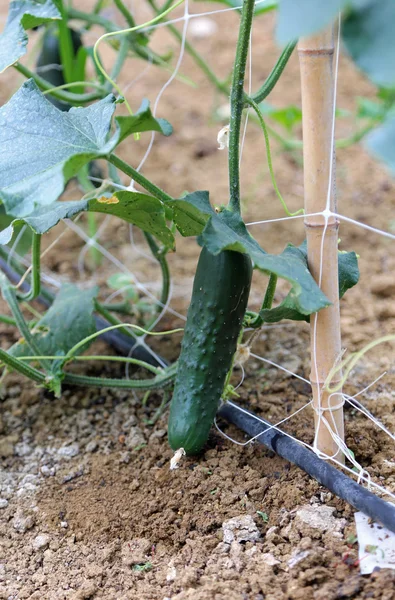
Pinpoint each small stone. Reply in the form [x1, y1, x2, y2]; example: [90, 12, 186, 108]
[125, 427, 145, 450]
[0, 499, 8, 509]
[40, 465, 56, 478]
[85, 440, 98, 453]
[288, 549, 310, 568]
[222, 515, 260, 544]
[33, 534, 50, 552]
[13, 510, 36, 533]
[121, 538, 151, 566]
[58, 443, 80, 459]
[60, 521, 68, 529]
[260, 553, 281, 566]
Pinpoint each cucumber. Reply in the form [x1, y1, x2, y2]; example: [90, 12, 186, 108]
[168, 246, 252, 455]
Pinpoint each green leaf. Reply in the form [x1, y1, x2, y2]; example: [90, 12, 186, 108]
[10, 284, 98, 358]
[260, 242, 360, 323]
[197, 0, 277, 15]
[169, 191, 215, 236]
[0, 81, 174, 217]
[200, 209, 330, 317]
[277, 0, 346, 45]
[0, 0, 60, 73]
[0, 192, 175, 248]
[365, 115, 395, 174]
[0, 205, 33, 255]
[114, 99, 173, 144]
[342, 0, 395, 88]
[90, 192, 175, 248]
[0, 80, 117, 217]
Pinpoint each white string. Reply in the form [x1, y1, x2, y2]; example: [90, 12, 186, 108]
[131, 0, 190, 183]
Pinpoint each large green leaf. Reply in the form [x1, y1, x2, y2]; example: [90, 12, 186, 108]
[0, 192, 174, 248]
[200, 210, 330, 316]
[170, 192, 330, 316]
[0, 80, 173, 218]
[0, 80, 116, 217]
[277, 0, 346, 44]
[342, 0, 395, 88]
[0, 0, 60, 73]
[260, 243, 360, 323]
[10, 284, 98, 358]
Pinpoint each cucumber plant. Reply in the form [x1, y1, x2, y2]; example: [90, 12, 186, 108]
[4, 0, 392, 455]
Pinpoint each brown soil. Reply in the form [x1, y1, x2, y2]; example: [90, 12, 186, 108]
[0, 2, 395, 599]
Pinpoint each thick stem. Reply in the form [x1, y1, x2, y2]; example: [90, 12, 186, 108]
[63, 363, 177, 390]
[16, 233, 41, 301]
[1, 277, 50, 372]
[108, 154, 174, 203]
[0, 348, 46, 384]
[228, 0, 255, 214]
[249, 40, 297, 105]
[14, 63, 105, 104]
[299, 29, 344, 462]
[144, 232, 170, 317]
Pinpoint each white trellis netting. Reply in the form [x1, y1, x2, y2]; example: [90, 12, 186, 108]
[5, 1, 395, 501]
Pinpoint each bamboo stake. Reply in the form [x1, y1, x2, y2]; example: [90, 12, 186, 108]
[298, 27, 345, 463]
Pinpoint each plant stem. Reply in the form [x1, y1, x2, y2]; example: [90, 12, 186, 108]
[228, 0, 256, 214]
[63, 362, 177, 390]
[0, 276, 49, 372]
[57, 8, 75, 84]
[249, 40, 297, 105]
[17, 354, 162, 376]
[0, 348, 46, 384]
[14, 63, 105, 104]
[262, 273, 277, 310]
[16, 233, 41, 301]
[108, 154, 174, 204]
[68, 7, 118, 31]
[246, 273, 277, 328]
[143, 233, 170, 317]
[114, 0, 137, 28]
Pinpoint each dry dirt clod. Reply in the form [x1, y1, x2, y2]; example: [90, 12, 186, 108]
[121, 538, 152, 566]
[295, 505, 347, 536]
[222, 514, 260, 544]
[13, 509, 36, 533]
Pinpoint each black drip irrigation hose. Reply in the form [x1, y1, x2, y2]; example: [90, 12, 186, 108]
[218, 401, 395, 534]
[0, 256, 165, 367]
[1, 258, 394, 533]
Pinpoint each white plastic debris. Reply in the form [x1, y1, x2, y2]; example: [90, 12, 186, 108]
[170, 448, 185, 470]
[217, 125, 230, 150]
[355, 512, 395, 574]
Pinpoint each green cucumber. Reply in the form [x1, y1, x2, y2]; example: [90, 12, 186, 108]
[168, 246, 252, 455]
